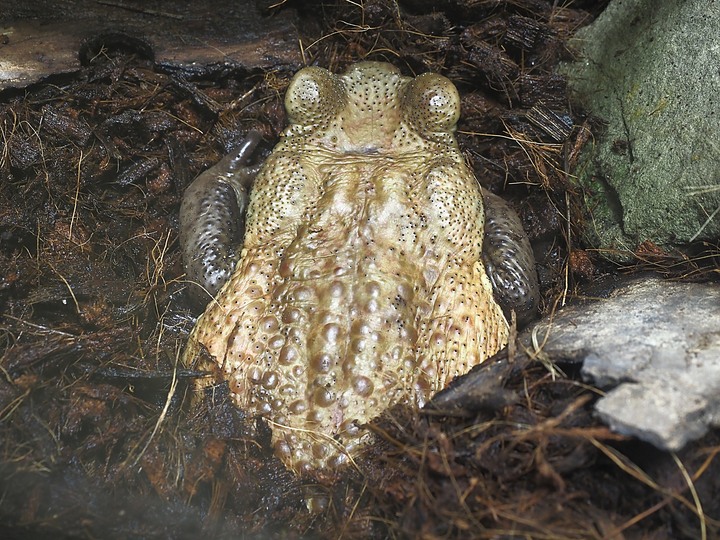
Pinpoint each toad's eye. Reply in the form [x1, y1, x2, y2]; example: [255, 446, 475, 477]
[402, 73, 460, 135]
[285, 67, 347, 127]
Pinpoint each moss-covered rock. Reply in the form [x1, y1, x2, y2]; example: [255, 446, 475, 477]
[563, 0, 720, 256]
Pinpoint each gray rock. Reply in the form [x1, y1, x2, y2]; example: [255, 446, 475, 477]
[562, 0, 720, 256]
[525, 278, 720, 451]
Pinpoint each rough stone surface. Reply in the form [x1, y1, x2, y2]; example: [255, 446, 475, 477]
[563, 0, 720, 255]
[525, 278, 720, 451]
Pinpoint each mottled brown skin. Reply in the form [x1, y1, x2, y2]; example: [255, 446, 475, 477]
[183, 62, 509, 473]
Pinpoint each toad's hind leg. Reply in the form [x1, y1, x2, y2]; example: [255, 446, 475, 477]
[417, 259, 509, 401]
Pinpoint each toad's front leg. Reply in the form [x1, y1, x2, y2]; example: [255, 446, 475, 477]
[179, 132, 262, 306]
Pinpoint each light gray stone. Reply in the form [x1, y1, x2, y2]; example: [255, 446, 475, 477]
[562, 0, 720, 256]
[525, 278, 720, 450]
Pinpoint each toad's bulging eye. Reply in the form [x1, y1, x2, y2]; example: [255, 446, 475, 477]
[402, 73, 460, 134]
[285, 67, 346, 126]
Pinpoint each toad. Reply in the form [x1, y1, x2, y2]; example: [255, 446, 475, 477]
[180, 62, 538, 473]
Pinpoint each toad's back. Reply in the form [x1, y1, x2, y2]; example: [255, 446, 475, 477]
[184, 62, 509, 472]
